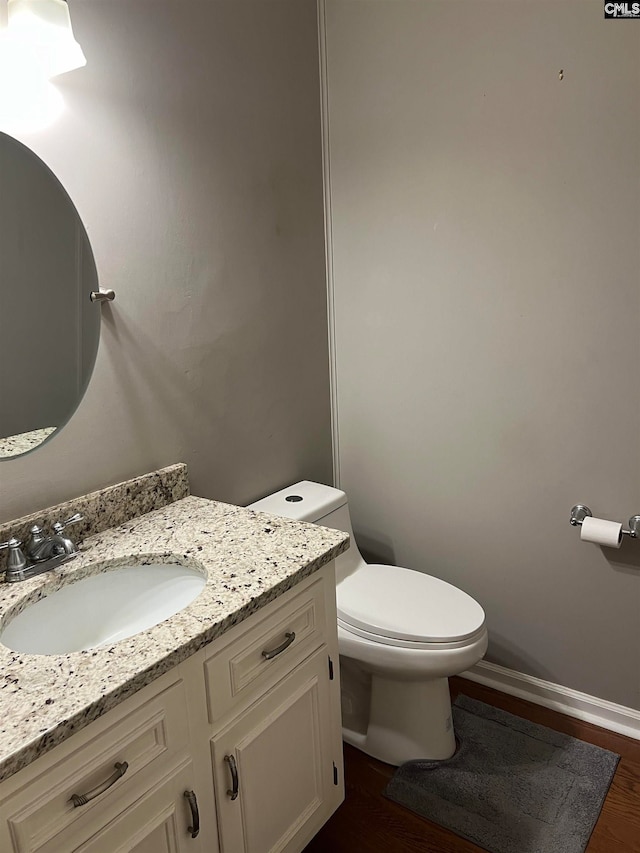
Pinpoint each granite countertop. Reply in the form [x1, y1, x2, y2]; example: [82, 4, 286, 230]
[0, 495, 349, 783]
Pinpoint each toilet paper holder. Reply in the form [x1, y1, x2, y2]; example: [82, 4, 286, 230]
[570, 504, 640, 539]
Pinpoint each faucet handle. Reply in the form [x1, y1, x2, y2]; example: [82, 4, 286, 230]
[52, 513, 84, 533]
[25, 524, 46, 557]
[51, 514, 84, 556]
[0, 538, 28, 576]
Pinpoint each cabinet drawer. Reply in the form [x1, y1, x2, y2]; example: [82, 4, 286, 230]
[204, 573, 328, 724]
[5, 678, 190, 853]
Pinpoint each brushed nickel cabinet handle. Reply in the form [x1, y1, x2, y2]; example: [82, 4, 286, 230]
[69, 761, 128, 807]
[184, 790, 200, 838]
[224, 754, 239, 800]
[261, 631, 295, 660]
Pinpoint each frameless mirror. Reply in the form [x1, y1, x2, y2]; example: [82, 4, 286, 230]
[0, 132, 101, 459]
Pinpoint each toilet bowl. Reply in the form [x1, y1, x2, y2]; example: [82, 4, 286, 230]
[249, 481, 488, 766]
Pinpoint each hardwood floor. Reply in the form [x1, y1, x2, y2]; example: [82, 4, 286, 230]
[304, 676, 640, 853]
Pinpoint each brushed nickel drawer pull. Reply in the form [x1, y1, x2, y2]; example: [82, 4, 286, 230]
[69, 761, 129, 807]
[224, 754, 239, 800]
[261, 631, 295, 660]
[184, 790, 200, 838]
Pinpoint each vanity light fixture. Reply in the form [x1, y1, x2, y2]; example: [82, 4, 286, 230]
[6, 0, 86, 78]
[0, 29, 64, 132]
[0, 0, 84, 131]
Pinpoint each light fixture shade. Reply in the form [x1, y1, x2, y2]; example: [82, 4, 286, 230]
[0, 31, 64, 131]
[7, 0, 86, 78]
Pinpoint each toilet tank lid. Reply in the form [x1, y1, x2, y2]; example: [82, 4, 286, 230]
[248, 480, 347, 522]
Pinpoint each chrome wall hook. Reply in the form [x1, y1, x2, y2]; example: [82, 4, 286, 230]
[90, 289, 116, 303]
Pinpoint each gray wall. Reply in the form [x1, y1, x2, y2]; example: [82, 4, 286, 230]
[0, 1, 332, 519]
[325, 0, 640, 707]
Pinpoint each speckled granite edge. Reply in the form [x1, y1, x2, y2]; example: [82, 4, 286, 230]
[0, 464, 189, 554]
[0, 495, 349, 782]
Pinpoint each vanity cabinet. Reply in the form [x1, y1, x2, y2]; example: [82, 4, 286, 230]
[0, 563, 343, 853]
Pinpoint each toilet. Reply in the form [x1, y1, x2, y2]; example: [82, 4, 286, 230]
[249, 481, 488, 766]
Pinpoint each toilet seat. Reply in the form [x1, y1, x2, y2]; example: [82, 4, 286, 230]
[337, 618, 487, 650]
[337, 563, 485, 647]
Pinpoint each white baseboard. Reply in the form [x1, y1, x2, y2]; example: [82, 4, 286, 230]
[462, 660, 640, 741]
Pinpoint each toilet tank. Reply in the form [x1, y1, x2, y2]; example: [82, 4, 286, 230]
[248, 481, 365, 577]
[248, 480, 347, 523]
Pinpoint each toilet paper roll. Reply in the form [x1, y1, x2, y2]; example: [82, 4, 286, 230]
[580, 516, 623, 549]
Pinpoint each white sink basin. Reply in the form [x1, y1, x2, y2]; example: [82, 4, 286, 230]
[0, 563, 207, 655]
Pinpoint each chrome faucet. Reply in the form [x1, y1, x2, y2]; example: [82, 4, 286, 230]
[25, 514, 83, 561]
[2, 514, 83, 583]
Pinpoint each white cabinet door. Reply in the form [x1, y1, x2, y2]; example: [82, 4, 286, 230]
[211, 647, 341, 853]
[73, 760, 209, 853]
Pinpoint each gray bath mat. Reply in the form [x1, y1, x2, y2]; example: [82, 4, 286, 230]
[385, 695, 619, 853]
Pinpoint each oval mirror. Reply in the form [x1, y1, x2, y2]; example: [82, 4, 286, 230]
[0, 132, 101, 459]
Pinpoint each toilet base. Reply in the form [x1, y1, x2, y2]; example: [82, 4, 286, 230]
[342, 675, 456, 766]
